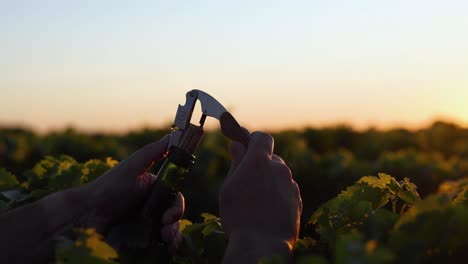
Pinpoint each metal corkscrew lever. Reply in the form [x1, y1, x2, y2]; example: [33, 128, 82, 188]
[142, 89, 251, 245]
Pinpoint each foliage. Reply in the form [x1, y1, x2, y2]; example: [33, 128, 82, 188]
[304, 175, 467, 263]
[1, 121, 468, 263]
[56, 228, 118, 264]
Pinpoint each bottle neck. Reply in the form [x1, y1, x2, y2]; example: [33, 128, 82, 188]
[167, 147, 195, 169]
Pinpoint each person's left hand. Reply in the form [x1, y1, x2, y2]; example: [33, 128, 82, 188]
[85, 135, 184, 252]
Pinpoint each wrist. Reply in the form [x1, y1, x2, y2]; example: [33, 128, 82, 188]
[39, 185, 93, 233]
[84, 180, 102, 209]
[224, 230, 293, 264]
[63, 183, 113, 234]
[84, 178, 114, 211]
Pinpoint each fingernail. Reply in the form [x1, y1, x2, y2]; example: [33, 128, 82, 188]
[137, 172, 155, 189]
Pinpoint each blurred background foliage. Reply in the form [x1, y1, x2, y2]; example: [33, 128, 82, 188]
[2, 120, 468, 224]
[2, 120, 468, 263]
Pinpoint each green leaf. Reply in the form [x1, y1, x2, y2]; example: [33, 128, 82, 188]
[0, 168, 19, 191]
[83, 158, 117, 183]
[394, 195, 451, 228]
[201, 222, 221, 237]
[294, 237, 317, 251]
[390, 194, 468, 262]
[335, 232, 394, 264]
[359, 174, 390, 189]
[201, 213, 220, 224]
[179, 219, 193, 232]
[438, 178, 468, 205]
[453, 187, 468, 206]
[362, 209, 398, 241]
[55, 228, 118, 264]
[309, 174, 421, 246]
[359, 174, 421, 205]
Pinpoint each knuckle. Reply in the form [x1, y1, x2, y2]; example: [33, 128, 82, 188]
[259, 132, 274, 145]
[253, 150, 270, 164]
[251, 131, 274, 146]
[293, 181, 301, 197]
[274, 163, 293, 179]
[272, 154, 285, 164]
[244, 149, 270, 166]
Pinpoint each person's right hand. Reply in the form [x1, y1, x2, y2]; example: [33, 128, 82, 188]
[219, 132, 302, 261]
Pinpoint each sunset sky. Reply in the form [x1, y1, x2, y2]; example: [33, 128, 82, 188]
[2, 1, 468, 132]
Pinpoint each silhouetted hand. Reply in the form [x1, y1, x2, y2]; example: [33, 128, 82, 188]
[0, 135, 185, 263]
[220, 132, 302, 263]
[88, 135, 184, 251]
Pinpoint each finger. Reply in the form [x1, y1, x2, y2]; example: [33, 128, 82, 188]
[136, 172, 157, 190]
[226, 141, 246, 178]
[245, 132, 274, 162]
[273, 162, 293, 181]
[161, 221, 179, 243]
[292, 181, 303, 214]
[271, 154, 285, 164]
[230, 141, 247, 164]
[162, 192, 185, 225]
[118, 134, 170, 176]
[241, 126, 251, 146]
[168, 231, 183, 255]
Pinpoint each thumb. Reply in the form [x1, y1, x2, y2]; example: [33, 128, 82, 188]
[226, 141, 246, 179]
[119, 134, 171, 177]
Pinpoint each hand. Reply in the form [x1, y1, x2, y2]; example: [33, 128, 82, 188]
[219, 132, 302, 262]
[0, 135, 185, 262]
[161, 192, 185, 255]
[86, 135, 185, 251]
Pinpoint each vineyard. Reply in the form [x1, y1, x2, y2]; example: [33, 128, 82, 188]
[1, 121, 468, 263]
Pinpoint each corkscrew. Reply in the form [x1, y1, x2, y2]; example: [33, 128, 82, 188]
[142, 89, 251, 245]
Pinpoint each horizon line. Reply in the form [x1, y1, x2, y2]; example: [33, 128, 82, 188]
[2, 116, 467, 135]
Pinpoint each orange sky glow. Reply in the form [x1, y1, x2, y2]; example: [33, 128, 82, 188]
[2, 1, 468, 133]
